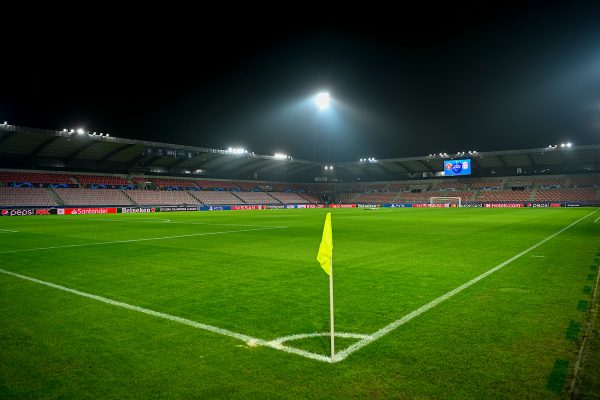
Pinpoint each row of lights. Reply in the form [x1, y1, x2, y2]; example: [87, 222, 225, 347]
[359, 157, 377, 162]
[324, 165, 334, 170]
[273, 153, 292, 160]
[226, 147, 248, 155]
[548, 142, 572, 148]
[428, 150, 477, 157]
[62, 128, 110, 137]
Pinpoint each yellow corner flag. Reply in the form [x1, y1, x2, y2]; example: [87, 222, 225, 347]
[317, 212, 333, 275]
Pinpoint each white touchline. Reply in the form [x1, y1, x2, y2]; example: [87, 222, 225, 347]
[0, 229, 18, 233]
[594, 216, 600, 223]
[0, 267, 333, 363]
[334, 208, 599, 362]
[0, 226, 285, 254]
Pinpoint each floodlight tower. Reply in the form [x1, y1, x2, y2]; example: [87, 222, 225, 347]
[314, 91, 331, 162]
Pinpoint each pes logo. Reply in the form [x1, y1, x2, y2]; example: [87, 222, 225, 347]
[1, 210, 7, 216]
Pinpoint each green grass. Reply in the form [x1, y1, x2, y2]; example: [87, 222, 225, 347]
[0, 207, 598, 399]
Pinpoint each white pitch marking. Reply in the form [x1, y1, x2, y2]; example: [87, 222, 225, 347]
[530, 255, 546, 258]
[267, 332, 370, 347]
[0, 229, 18, 233]
[0, 226, 285, 255]
[334, 208, 599, 362]
[0, 267, 333, 363]
[594, 216, 600, 223]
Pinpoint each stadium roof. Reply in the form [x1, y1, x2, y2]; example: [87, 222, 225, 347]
[0, 124, 598, 182]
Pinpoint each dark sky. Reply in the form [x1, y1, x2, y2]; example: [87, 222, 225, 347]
[2, 3, 600, 162]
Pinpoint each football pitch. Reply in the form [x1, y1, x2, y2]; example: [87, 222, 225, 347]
[0, 207, 598, 399]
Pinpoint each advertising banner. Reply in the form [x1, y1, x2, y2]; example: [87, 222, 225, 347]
[117, 207, 157, 213]
[329, 204, 356, 208]
[525, 203, 561, 208]
[198, 205, 232, 211]
[1, 208, 57, 216]
[231, 205, 265, 210]
[59, 208, 118, 215]
[382, 203, 412, 208]
[484, 203, 524, 208]
[159, 206, 198, 212]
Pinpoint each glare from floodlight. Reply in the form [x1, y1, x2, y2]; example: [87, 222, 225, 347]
[77, 128, 85, 135]
[315, 92, 330, 110]
[106, 134, 110, 137]
[63, 129, 67, 132]
[227, 147, 246, 155]
[566, 142, 572, 148]
[560, 143, 565, 148]
[273, 153, 288, 159]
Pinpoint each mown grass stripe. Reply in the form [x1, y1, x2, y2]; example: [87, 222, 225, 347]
[577, 300, 589, 312]
[547, 359, 569, 394]
[566, 320, 581, 340]
[583, 286, 592, 294]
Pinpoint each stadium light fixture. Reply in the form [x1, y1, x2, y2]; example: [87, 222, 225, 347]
[273, 153, 288, 159]
[566, 142, 572, 148]
[315, 92, 330, 110]
[105, 134, 110, 137]
[227, 147, 247, 155]
[2, 121, 7, 125]
[76, 128, 85, 135]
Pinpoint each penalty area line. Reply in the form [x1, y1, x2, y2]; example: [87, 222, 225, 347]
[0, 267, 333, 363]
[335, 208, 600, 362]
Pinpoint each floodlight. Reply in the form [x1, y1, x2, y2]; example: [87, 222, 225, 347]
[63, 129, 67, 132]
[315, 92, 330, 110]
[77, 128, 85, 135]
[566, 142, 572, 148]
[106, 134, 110, 137]
[273, 153, 288, 159]
[560, 143, 565, 148]
[2, 121, 7, 125]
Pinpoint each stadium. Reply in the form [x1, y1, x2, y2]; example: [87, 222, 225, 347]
[2, 7, 600, 400]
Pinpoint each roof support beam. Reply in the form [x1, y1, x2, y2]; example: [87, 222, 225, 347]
[65, 141, 102, 163]
[31, 136, 62, 156]
[98, 143, 136, 164]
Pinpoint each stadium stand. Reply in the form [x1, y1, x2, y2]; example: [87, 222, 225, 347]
[0, 171, 73, 185]
[0, 187, 59, 206]
[126, 191, 200, 206]
[269, 192, 313, 204]
[234, 192, 280, 204]
[55, 188, 134, 206]
[190, 191, 243, 205]
[75, 175, 131, 186]
[196, 180, 240, 190]
[570, 175, 600, 188]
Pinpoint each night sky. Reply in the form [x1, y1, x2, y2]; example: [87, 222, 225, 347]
[2, 3, 600, 162]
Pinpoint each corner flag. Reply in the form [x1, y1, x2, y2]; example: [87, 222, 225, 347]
[316, 212, 333, 275]
[316, 212, 335, 361]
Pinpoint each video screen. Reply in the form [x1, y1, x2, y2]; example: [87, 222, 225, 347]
[443, 159, 471, 176]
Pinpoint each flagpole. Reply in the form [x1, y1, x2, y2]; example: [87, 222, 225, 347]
[329, 254, 335, 362]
